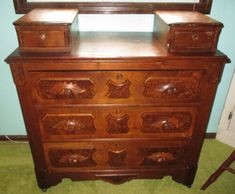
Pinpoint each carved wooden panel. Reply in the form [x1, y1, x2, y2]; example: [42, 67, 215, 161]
[42, 113, 96, 135]
[36, 79, 95, 99]
[106, 114, 129, 134]
[106, 79, 131, 98]
[49, 149, 97, 168]
[108, 149, 127, 167]
[143, 71, 202, 99]
[139, 147, 185, 166]
[141, 112, 192, 133]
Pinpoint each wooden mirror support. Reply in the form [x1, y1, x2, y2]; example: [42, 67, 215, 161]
[13, 0, 213, 14]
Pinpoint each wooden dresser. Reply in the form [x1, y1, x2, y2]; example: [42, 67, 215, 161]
[6, 10, 229, 191]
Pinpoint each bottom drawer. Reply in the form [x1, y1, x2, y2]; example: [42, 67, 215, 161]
[44, 140, 188, 172]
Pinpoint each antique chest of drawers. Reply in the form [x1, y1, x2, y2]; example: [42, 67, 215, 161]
[6, 10, 229, 191]
[14, 9, 78, 53]
[154, 11, 223, 53]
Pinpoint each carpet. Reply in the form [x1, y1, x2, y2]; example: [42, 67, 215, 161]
[0, 139, 234, 194]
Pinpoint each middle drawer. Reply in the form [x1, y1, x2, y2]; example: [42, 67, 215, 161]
[29, 70, 204, 105]
[37, 106, 197, 141]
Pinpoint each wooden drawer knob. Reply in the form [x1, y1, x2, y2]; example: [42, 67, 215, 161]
[72, 159, 78, 163]
[39, 33, 46, 41]
[192, 34, 199, 41]
[159, 84, 177, 95]
[116, 74, 124, 80]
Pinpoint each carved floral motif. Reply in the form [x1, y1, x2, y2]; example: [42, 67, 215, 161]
[49, 149, 97, 167]
[108, 149, 127, 167]
[141, 112, 192, 133]
[42, 114, 96, 135]
[143, 72, 202, 99]
[106, 114, 129, 134]
[139, 148, 185, 166]
[106, 79, 131, 98]
[146, 152, 176, 163]
[36, 79, 95, 99]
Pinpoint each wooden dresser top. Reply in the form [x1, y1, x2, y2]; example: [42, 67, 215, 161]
[14, 8, 78, 26]
[6, 32, 228, 62]
[154, 11, 222, 26]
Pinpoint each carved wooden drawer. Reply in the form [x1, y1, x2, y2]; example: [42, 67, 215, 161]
[44, 140, 188, 172]
[38, 106, 197, 141]
[30, 70, 204, 105]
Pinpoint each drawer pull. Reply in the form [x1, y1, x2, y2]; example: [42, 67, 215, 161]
[106, 114, 129, 134]
[108, 149, 127, 167]
[162, 121, 170, 130]
[43, 113, 96, 135]
[147, 152, 176, 163]
[159, 84, 177, 95]
[39, 33, 46, 41]
[139, 148, 182, 166]
[192, 34, 199, 41]
[116, 74, 124, 80]
[141, 112, 192, 133]
[51, 149, 97, 167]
[106, 79, 131, 98]
[72, 159, 78, 163]
[37, 79, 95, 99]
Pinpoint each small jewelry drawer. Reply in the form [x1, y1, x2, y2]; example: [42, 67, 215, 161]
[14, 9, 78, 53]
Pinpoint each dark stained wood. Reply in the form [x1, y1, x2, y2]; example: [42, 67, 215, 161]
[13, 0, 213, 14]
[14, 8, 78, 25]
[6, 32, 229, 61]
[154, 11, 223, 53]
[0, 133, 217, 142]
[5, 9, 229, 190]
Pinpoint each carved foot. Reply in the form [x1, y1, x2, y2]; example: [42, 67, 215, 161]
[35, 167, 62, 190]
[172, 166, 197, 187]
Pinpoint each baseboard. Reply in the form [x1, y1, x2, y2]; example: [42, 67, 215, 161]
[0, 133, 217, 141]
[205, 133, 216, 139]
[0, 135, 28, 141]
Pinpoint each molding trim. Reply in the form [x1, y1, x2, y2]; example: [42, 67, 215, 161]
[0, 135, 28, 141]
[205, 133, 216, 139]
[0, 133, 216, 141]
[13, 0, 213, 14]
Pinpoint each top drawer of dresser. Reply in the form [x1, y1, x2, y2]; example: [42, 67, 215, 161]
[29, 70, 204, 105]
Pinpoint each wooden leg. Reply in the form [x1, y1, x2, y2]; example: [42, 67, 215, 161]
[201, 150, 235, 190]
[173, 165, 197, 187]
[34, 167, 62, 190]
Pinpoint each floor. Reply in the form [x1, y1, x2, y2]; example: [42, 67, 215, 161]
[0, 139, 234, 194]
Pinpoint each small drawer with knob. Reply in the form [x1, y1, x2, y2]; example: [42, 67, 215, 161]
[169, 28, 220, 53]
[13, 8, 78, 53]
[154, 11, 223, 53]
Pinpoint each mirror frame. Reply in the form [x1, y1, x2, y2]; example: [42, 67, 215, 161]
[13, 0, 213, 14]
